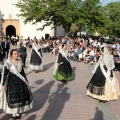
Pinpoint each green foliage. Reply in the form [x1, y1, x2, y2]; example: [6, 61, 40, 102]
[16, 0, 119, 37]
[79, 0, 107, 35]
[15, 0, 80, 34]
[103, 2, 120, 37]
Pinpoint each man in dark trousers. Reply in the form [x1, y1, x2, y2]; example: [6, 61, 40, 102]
[18, 43, 27, 68]
[2, 38, 10, 58]
[0, 38, 3, 63]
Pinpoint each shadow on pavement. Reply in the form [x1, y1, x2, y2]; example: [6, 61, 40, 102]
[91, 107, 104, 120]
[42, 62, 54, 71]
[29, 79, 44, 89]
[0, 114, 11, 120]
[72, 66, 76, 80]
[41, 84, 70, 120]
[21, 80, 55, 119]
[35, 79, 44, 85]
[0, 79, 44, 120]
[27, 114, 36, 120]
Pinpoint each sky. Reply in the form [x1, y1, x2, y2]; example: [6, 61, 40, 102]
[100, 0, 120, 5]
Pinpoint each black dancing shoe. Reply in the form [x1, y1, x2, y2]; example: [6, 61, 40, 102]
[12, 116, 17, 119]
[103, 100, 107, 103]
[35, 70, 39, 73]
[17, 115, 21, 119]
[61, 80, 66, 82]
[99, 100, 103, 103]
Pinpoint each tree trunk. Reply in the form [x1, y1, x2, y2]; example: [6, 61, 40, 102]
[63, 23, 71, 37]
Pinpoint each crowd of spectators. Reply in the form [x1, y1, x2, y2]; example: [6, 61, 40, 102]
[1, 35, 120, 72]
[34, 36, 120, 72]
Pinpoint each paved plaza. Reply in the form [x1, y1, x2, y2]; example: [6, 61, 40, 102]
[0, 48, 120, 120]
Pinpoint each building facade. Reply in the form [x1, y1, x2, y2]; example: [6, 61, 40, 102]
[0, 0, 64, 39]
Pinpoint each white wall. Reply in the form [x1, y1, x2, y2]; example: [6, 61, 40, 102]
[0, 0, 54, 39]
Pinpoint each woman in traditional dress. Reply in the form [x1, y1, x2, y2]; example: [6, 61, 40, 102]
[29, 40, 43, 73]
[18, 43, 27, 68]
[0, 40, 3, 63]
[54, 43, 73, 82]
[86, 47, 120, 103]
[0, 49, 33, 119]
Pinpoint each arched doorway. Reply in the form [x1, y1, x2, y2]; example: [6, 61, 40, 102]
[6, 25, 16, 37]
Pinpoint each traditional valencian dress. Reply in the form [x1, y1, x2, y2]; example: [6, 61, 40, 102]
[29, 43, 43, 71]
[87, 47, 120, 102]
[0, 59, 33, 114]
[54, 48, 73, 81]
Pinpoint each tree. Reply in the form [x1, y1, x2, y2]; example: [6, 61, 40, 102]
[15, 0, 82, 34]
[15, 0, 107, 37]
[70, 0, 107, 36]
[103, 2, 120, 37]
[79, 0, 107, 35]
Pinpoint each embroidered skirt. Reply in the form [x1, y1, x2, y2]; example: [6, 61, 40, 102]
[87, 75, 120, 101]
[0, 90, 33, 114]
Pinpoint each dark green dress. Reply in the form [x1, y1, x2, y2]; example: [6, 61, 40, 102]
[54, 49, 73, 81]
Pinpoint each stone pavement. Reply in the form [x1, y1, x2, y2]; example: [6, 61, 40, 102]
[0, 48, 120, 120]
